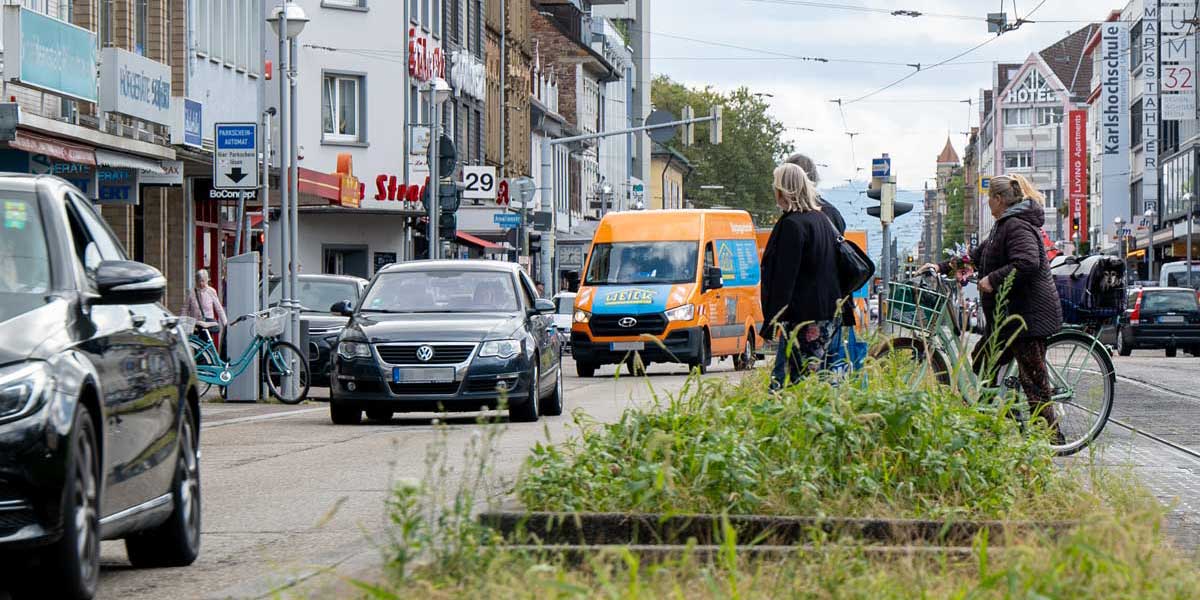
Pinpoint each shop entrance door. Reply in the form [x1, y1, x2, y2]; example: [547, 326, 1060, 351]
[323, 246, 369, 279]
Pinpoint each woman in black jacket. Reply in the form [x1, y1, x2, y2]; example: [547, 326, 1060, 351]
[760, 162, 841, 389]
[922, 174, 1063, 436]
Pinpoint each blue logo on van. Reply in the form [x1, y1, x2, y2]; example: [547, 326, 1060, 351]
[591, 285, 672, 315]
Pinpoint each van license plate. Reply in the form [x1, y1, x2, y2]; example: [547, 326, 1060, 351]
[1159, 315, 1186, 323]
[393, 367, 455, 384]
[611, 342, 645, 351]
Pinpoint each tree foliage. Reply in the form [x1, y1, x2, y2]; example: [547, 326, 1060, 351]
[651, 76, 793, 225]
[942, 174, 966, 253]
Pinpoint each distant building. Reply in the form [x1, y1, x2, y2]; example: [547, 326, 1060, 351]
[651, 144, 692, 210]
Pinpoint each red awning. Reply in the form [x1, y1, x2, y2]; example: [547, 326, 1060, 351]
[297, 167, 340, 201]
[455, 231, 503, 250]
[9, 131, 95, 165]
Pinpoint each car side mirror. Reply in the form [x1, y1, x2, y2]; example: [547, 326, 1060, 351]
[702, 266, 724, 291]
[93, 260, 166, 305]
[331, 300, 355, 316]
[533, 298, 556, 315]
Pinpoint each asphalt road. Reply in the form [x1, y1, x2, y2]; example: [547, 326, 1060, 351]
[13, 349, 1197, 599]
[92, 358, 747, 599]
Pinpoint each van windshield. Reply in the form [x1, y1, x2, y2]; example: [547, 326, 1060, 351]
[585, 242, 698, 285]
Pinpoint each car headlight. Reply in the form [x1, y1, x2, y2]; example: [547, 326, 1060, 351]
[665, 304, 696, 322]
[0, 362, 51, 421]
[337, 341, 373, 359]
[573, 309, 591, 324]
[479, 339, 521, 359]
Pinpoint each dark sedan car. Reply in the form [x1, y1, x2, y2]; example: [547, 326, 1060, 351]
[0, 176, 200, 599]
[329, 260, 563, 423]
[270, 274, 367, 387]
[1116, 287, 1200, 357]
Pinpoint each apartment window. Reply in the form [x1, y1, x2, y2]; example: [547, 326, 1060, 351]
[211, 0, 222, 59]
[322, 74, 365, 142]
[1005, 151, 1032, 169]
[1036, 106, 1062, 126]
[225, 0, 236, 64]
[473, 108, 483, 164]
[1131, 99, 1143, 147]
[1035, 151, 1057, 170]
[432, 0, 440, 37]
[323, 0, 367, 7]
[197, 0, 210, 54]
[410, 0, 419, 23]
[1131, 21, 1144, 70]
[99, 0, 113, 47]
[447, 0, 459, 44]
[135, 0, 148, 55]
[1003, 108, 1031, 126]
[421, 0, 429, 28]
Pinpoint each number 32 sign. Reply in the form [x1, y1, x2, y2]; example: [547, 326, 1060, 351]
[462, 166, 497, 200]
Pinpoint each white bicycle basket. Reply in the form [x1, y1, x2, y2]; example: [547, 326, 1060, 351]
[255, 307, 289, 338]
[178, 316, 197, 336]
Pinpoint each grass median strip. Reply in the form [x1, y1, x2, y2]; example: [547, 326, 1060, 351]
[356, 357, 1200, 597]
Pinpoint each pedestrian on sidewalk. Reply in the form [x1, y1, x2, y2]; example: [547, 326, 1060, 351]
[183, 269, 228, 355]
[761, 162, 841, 389]
[787, 153, 857, 337]
[921, 173, 1062, 436]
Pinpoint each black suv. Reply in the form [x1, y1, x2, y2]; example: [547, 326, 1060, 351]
[1116, 287, 1200, 357]
[269, 274, 368, 387]
[0, 176, 201, 599]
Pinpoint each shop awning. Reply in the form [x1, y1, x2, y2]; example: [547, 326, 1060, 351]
[9, 130, 95, 165]
[95, 149, 167, 173]
[456, 231, 503, 250]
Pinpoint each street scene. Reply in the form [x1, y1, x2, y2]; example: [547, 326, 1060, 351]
[3, 0, 1200, 598]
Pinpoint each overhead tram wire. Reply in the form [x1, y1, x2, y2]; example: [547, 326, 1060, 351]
[745, 0, 985, 21]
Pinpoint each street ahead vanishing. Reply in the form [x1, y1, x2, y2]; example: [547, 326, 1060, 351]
[56, 352, 1200, 600]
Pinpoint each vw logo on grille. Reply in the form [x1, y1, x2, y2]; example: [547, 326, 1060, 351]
[415, 345, 436, 362]
[618, 317, 638, 328]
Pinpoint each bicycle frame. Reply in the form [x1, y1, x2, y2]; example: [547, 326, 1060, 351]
[191, 330, 271, 386]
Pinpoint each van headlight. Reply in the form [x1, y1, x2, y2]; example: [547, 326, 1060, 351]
[479, 339, 521, 359]
[0, 362, 51, 422]
[573, 309, 591, 324]
[338, 341, 372, 359]
[665, 304, 695, 322]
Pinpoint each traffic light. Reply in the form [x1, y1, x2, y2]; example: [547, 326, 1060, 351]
[438, 135, 457, 176]
[865, 176, 912, 223]
[438, 211, 456, 240]
[709, 105, 723, 145]
[682, 105, 695, 147]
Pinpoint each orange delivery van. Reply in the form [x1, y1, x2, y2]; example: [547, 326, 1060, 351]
[571, 209, 764, 376]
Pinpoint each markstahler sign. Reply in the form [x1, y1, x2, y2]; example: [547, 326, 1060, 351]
[100, 47, 172, 125]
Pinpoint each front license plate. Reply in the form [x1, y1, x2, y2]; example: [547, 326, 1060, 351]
[393, 367, 455, 384]
[1159, 315, 1186, 324]
[610, 342, 645, 351]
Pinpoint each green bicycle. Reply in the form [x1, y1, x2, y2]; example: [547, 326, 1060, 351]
[876, 273, 1115, 456]
[182, 307, 310, 404]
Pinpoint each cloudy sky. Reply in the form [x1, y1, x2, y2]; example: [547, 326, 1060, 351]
[648, 0, 1113, 190]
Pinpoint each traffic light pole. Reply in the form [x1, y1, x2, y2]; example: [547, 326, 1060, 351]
[428, 99, 441, 260]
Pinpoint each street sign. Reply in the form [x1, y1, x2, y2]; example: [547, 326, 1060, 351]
[507, 176, 538, 211]
[493, 213, 521, 229]
[213, 123, 258, 190]
[871, 157, 891, 178]
[979, 176, 991, 196]
[462, 165, 497, 200]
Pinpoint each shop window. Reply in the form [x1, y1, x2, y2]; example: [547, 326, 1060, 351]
[322, 73, 366, 143]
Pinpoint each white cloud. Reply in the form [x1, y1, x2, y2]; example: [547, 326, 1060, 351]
[650, 0, 1111, 187]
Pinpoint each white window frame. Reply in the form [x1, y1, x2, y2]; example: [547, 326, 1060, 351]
[210, 0, 222, 61]
[432, 0, 440, 37]
[196, 0, 210, 55]
[322, 73, 365, 143]
[224, 0, 236, 67]
[1003, 107, 1031, 127]
[1036, 106, 1063, 126]
[322, 0, 367, 8]
[1004, 151, 1032, 170]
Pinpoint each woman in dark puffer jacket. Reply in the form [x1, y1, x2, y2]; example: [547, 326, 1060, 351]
[922, 174, 1063, 436]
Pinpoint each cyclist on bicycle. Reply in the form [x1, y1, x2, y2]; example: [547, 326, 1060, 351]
[921, 174, 1063, 439]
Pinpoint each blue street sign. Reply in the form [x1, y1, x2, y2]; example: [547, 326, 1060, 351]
[493, 213, 521, 229]
[213, 122, 258, 189]
[871, 157, 891, 177]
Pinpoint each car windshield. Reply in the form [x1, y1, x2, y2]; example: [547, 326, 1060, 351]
[555, 296, 575, 314]
[1142, 290, 1199, 312]
[1164, 267, 1200, 290]
[0, 196, 51, 296]
[585, 242, 697, 285]
[270, 279, 361, 312]
[361, 270, 519, 313]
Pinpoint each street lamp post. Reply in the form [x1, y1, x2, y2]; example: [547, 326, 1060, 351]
[1145, 208, 1158, 282]
[424, 79, 452, 260]
[268, 2, 308, 394]
[1187, 193, 1197, 289]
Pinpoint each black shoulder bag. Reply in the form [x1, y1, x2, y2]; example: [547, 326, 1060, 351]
[820, 213, 876, 296]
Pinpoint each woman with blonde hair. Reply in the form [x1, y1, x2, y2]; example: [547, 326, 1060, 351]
[760, 162, 842, 389]
[922, 173, 1063, 438]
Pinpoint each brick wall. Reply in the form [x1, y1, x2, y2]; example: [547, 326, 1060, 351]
[164, 187, 188, 312]
[530, 11, 579, 130]
[101, 205, 135, 252]
[169, 0, 186, 94]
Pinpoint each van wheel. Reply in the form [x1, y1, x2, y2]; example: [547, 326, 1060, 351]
[575, 361, 597, 378]
[691, 332, 711, 375]
[1166, 346, 1178, 358]
[733, 333, 755, 371]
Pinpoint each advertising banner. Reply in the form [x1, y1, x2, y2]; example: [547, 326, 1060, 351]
[1100, 21, 1131, 238]
[1068, 110, 1089, 241]
[1143, 0, 1161, 217]
[2, 7, 97, 102]
[99, 47, 171, 125]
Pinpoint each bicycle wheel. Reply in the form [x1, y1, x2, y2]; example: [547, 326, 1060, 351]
[188, 337, 216, 398]
[263, 340, 310, 404]
[872, 337, 951, 386]
[1000, 330, 1115, 456]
